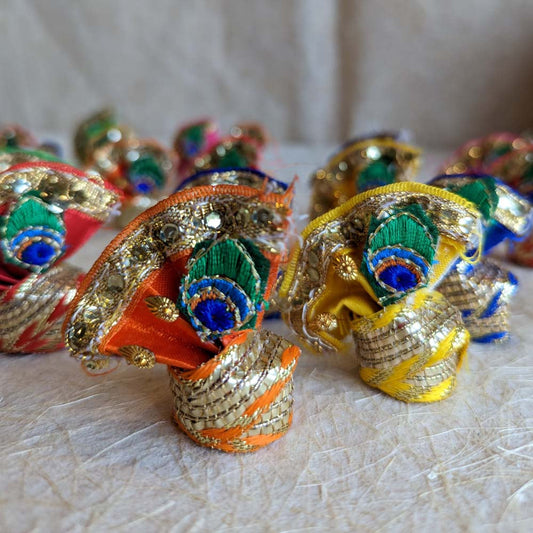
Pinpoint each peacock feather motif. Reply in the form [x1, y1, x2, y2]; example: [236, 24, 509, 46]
[127, 155, 165, 194]
[180, 238, 270, 341]
[444, 177, 499, 222]
[357, 156, 398, 192]
[361, 204, 439, 305]
[0, 195, 65, 273]
[212, 145, 249, 168]
[175, 121, 215, 158]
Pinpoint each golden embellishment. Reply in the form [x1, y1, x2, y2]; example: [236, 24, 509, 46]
[280, 183, 482, 353]
[310, 312, 338, 332]
[145, 295, 180, 322]
[333, 254, 359, 281]
[118, 345, 156, 369]
[0, 166, 119, 221]
[309, 138, 421, 219]
[106, 273, 125, 293]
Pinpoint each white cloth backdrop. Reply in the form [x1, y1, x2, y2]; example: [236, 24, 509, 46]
[0, 143, 532, 532]
[1, 0, 532, 147]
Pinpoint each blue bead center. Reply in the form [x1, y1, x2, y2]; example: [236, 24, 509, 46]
[21, 241, 57, 265]
[194, 299, 235, 332]
[379, 264, 418, 291]
[133, 180, 154, 194]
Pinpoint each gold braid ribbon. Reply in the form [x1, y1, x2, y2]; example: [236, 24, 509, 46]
[354, 289, 469, 402]
[170, 329, 299, 453]
[0, 264, 83, 353]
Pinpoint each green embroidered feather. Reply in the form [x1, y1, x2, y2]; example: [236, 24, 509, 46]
[188, 239, 267, 299]
[446, 178, 498, 222]
[1, 195, 65, 272]
[128, 155, 165, 194]
[4, 196, 64, 240]
[357, 158, 397, 192]
[361, 204, 439, 305]
[180, 238, 271, 340]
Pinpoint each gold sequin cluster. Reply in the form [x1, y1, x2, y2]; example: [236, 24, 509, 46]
[0, 165, 119, 222]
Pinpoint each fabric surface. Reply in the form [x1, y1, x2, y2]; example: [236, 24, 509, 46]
[1, 0, 532, 147]
[1, 145, 532, 532]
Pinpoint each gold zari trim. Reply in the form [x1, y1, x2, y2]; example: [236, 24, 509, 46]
[169, 330, 299, 452]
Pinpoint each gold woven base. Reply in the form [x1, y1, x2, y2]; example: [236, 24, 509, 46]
[353, 290, 469, 402]
[0, 263, 83, 354]
[169, 329, 300, 452]
[438, 258, 516, 342]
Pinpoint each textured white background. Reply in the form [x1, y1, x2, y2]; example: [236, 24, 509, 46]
[0, 145, 532, 532]
[1, 0, 533, 146]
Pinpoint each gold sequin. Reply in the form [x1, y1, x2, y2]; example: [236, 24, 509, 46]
[145, 296, 180, 322]
[310, 312, 338, 332]
[333, 254, 359, 281]
[118, 345, 156, 369]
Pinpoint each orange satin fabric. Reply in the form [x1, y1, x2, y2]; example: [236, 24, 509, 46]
[100, 243, 283, 369]
[100, 260, 219, 369]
